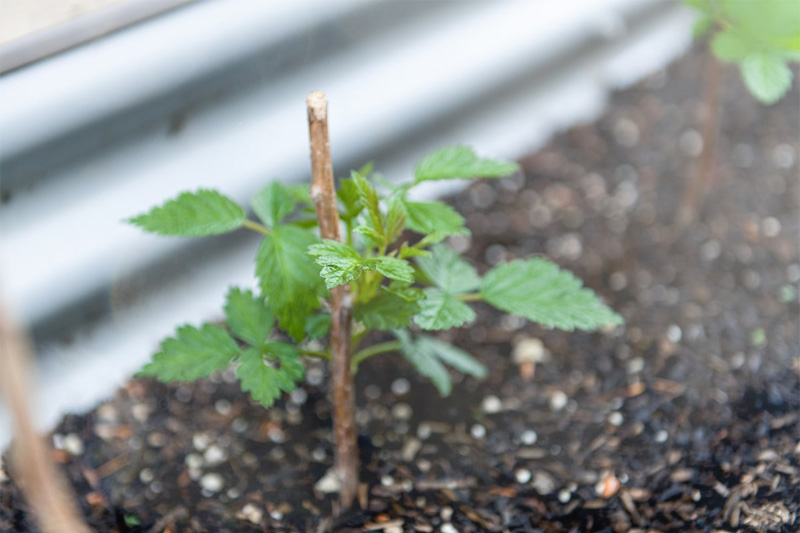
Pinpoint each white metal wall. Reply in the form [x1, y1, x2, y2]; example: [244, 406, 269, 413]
[0, 0, 694, 445]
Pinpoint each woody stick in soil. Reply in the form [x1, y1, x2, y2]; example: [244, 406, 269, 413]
[306, 91, 358, 509]
[677, 52, 722, 228]
[0, 306, 90, 533]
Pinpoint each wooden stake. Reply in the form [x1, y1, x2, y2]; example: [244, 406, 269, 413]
[0, 307, 91, 533]
[306, 91, 358, 509]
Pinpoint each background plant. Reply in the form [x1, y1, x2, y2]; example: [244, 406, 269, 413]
[687, 0, 799, 105]
[678, 0, 799, 226]
[128, 93, 622, 509]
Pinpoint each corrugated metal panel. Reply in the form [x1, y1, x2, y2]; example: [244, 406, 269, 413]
[0, 0, 693, 444]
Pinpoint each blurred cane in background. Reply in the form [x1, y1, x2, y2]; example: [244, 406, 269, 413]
[0, 303, 90, 533]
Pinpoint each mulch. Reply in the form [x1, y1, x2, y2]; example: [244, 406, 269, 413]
[2, 47, 798, 532]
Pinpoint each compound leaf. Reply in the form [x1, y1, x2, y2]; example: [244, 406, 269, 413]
[224, 287, 274, 346]
[414, 146, 518, 183]
[741, 52, 793, 104]
[370, 256, 415, 284]
[416, 244, 480, 294]
[711, 29, 753, 61]
[308, 240, 365, 289]
[128, 189, 245, 236]
[395, 331, 487, 396]
[413, 288, 476, 330]
[236, 343, 305, 407]
[395, 330, 452, 396]
[251, 182, 299, 227]
[402, 199, 469, 237]
[481, 259, 623, 331]
[354, 292, 419, 330]
[255, 225, 322, 339]
[139, 324, 238, 381]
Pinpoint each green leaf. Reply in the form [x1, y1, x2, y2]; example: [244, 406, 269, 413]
[711, 29, 754, 61]
[354, 225, 384, 247]
[395, 330, 452, 396]
[402, 199, 469, 237]
[414, 146, 519, 183]
[481, 259, 623, 331]
[355, 292, 419, 330]
[415, 244, 481, 294]
[416, 336, 487, 379]
[395, 331, 487, 397]
[255, 225, 322, 339]
[337, 176, 364, 221]
[139, 324, 238, 381]
[721, 0, 800, 44]
[384, 196, 407, 244]
[741, 52, 793, 104]
[370, 257, 415, 284]
[414, 288, 476, 330]
[383, 283, 426, 302]
[692, 15, 713, 38]
[304, 313, 331, 340]
[224, 287, 274, 346]
[128, 189, 245, 237]
[352, 171, 384, 235]
[308, 240, 365, 289]
[236, 343, 305, 407]
[251, 182, 299, 227]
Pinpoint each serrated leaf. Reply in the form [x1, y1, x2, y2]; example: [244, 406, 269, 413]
[224, 287, 274, 346]
[352, 171, 384, 235]
[304, 313, 331, 340]
[398, 242, 431, 259]
[414, 146, 519, 183]
[395, 331, 487, 396]
[741, 52, 793, 104]
[481, 259, 623, 331]
[384, 196, 407, 244]
[383, 283, 425, 302]
[251, 182, 299, 227]
[402, 199, 469, 237]
[416, 244, 480, 294]
[413, 288, 476, 330]
[255, 225, 322, 339]
[395, 330, 452, 396]
[128, 189, 245, 236]
[370, 257, 415, 284]
[692, 15, 713, 38]
[337, 176, 364, 221]
[138, 324, 238, 381]
[308, 240, 365, 289]
[236, 343, 305, 407]
[354, 225, 384, 247]
[711, 29, 753, 61]
[416, 336, 486, 379]
[355, 292, 419, 330]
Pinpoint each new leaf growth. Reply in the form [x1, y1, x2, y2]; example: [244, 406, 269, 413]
[128, 101, 623, 509]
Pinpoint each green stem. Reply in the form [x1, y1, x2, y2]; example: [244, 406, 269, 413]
[350, 340, 402, 370]
[458, 292, 483, 302]
[299, 348, 331, 361]
[242, 219, 271, 235]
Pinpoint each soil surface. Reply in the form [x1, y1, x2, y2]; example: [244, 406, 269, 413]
[2, 48, 798, 532]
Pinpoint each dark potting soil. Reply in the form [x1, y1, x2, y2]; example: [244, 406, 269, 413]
[2, 48, 798, 532]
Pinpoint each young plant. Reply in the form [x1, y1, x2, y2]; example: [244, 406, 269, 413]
[687, 0, 799, 105]
[679, 0, 800, 225]
[127, 92, 622, 509]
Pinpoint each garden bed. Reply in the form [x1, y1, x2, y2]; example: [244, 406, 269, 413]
[2, 47, 798, 532]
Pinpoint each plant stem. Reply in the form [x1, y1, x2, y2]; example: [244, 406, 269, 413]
[677, 51, 722, 229]
[242, 219, 271, 235]
[307, 91, 358, 510]
[458, 292, 483, 302]
[299, 349, 331, 361]
[351, 340, 402, 370]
